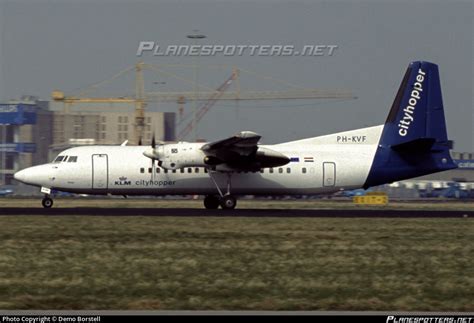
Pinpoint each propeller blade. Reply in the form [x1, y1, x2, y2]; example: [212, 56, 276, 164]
[151, 158, 155, 180]
[151, 134, 156, 149]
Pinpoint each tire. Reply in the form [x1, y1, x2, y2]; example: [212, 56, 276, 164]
[203, 195, 220, 209]
[42, 197, 53, 208]
[220, 195, 237, 210]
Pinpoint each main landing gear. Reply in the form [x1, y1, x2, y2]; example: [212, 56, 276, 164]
[203, 195, 220, 209]
[205, 171, 237, 210]
[203, 194, 237, 210]
[42, 195, 54, 208]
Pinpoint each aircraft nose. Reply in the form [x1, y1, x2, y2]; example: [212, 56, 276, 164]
[13, 169, 27, 183]
[14, 165, 53, 186]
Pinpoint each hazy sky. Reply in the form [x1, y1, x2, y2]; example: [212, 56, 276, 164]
[0, 0, 472, 150]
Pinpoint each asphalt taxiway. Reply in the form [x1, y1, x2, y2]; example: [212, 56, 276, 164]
[0, 207, 472, 217]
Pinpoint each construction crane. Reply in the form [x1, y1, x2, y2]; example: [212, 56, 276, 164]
[52, 62, 148, 145]
[177, 69, 238, 140]
[52, 62, 357, 144]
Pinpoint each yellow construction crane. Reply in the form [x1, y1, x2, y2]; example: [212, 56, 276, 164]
[52, 62, 148, 145]
[52, 62, 357, 144]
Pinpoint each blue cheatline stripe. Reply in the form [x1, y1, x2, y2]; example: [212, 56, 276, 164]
[290, 157, 299, 162]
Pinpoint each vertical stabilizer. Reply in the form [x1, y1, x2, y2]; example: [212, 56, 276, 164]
[364, 61, 457, 188]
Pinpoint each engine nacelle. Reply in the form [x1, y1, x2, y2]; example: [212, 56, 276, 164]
[149, 142, 208, 170]
[203, 156, 223, 166]
[144, 142, 289, 171]
[157, 160, 180, 170]
[255, 147, 290, 168]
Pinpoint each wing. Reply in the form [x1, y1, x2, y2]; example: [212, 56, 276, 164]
[201, 131, 290, 171]
[201, 131, 261, 156]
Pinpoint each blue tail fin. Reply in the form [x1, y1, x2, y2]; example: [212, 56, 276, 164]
[383, 61, 450, 148]
[364, 61, 457, 188]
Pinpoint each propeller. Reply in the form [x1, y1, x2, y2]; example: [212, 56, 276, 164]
[143, 133, 166, 180]
[150, 134, 156, 180]
[144, 133, 166, 180]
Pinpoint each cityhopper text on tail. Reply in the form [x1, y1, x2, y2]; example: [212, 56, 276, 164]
[14, 61, 457, 209]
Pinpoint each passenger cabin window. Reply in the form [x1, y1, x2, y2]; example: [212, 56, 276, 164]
[148, 168, 152, 173]
[188, 168, 192, 173]
[195, 168, 199, 173]
[286, 168, 291, 174]
[278, 168, 283, 174]
[302, 167, 307, 174]
[156, 168, 161, 173]
[269, 168, 274, 173]
[260, 169, 264, 173]
[180, 168, 185, 173]
[140, 168, 145, 173]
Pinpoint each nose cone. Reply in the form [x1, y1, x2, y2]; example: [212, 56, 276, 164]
[14, 169, 27, 183]
[14, 165, 53, 187]
[143, 147, 155, 159]
[143, 146, 163, 160]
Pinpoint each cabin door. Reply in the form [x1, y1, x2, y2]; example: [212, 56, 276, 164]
[92, 154, 109, 189]
[323, 162, 336, 187]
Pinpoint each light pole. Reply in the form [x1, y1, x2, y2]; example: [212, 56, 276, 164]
[187, 31, 206, 142]
[152, 81, 166, 141]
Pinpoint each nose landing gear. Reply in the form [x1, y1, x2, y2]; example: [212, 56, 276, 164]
[42, 195, 53, 208]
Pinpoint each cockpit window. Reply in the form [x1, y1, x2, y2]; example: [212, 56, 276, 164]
[54, 156, 65, 163]
[68, 156, 78, 163]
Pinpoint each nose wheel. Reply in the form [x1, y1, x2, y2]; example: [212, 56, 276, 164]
[42, 196, 53, 208]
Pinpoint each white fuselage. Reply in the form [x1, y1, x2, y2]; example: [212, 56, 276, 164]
[15, 125, 383, 196]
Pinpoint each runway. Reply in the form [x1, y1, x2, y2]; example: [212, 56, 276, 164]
[0, 207, 472, 217]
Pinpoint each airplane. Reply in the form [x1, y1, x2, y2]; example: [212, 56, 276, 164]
[14, 61, 457, 209]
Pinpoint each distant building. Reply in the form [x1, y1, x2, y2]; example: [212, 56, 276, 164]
[0, 101, 51, 185]
[49, 101, 174, 150]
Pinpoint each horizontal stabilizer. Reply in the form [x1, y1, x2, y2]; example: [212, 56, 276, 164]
[391, 138, 436, 152]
